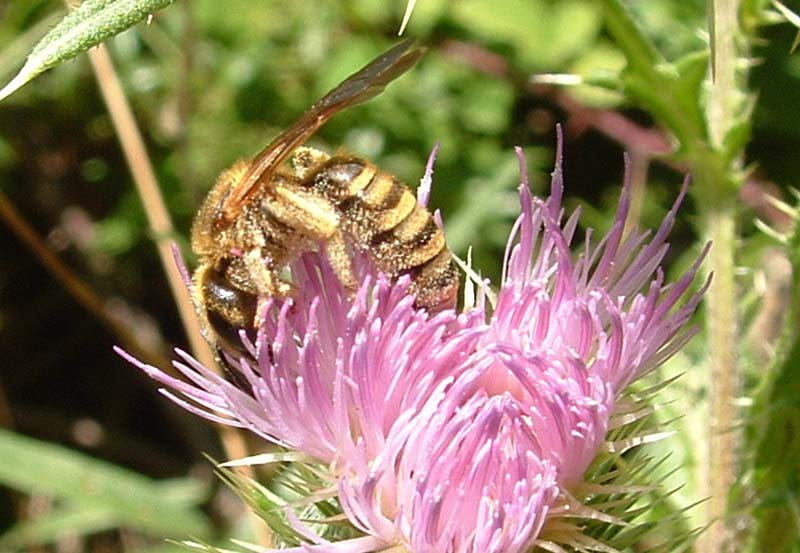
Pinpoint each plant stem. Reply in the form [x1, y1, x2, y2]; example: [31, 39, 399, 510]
[84, 44, 211, 361]
[701, 203, 739, 552]
[699, 0, 742, 550]
[84, 41, 272, 547]
[708, 0, 740, 149]
[0, 190, 171, 371]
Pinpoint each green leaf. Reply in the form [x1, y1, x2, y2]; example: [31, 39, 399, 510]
[0, 428, 211, 538]
[672, 49, 710, 137]
[214, 457, 358, 549]
[568, 42, 626, 107]
[721, 116, 753, 165]
[524, 0, 601, 69]
[597, 0, 706, 147]
[0, 0, 175, 102]
[460, 79, 514, 134]
[674, 50, 710, 110]
[451, 0, 542, 46]
[443, 151, 522, 252]
[0, 504, 117, 549]
[451, 0, 601, 69]
[595, 0, 665, 75]
[747, 199, 800, 552]
[133, 544, 196, 553]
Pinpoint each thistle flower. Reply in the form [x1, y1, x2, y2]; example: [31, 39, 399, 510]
[480, 141, 709, 490]
[119, 134, 708, 553]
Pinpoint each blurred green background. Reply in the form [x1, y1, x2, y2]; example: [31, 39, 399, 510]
[0, 0, 799, 550]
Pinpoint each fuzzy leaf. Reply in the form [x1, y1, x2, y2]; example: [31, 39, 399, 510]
[0, 0, 174, 102]
[721, 117, 753, 165]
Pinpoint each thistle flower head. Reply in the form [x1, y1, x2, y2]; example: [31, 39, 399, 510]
[477, 143, 707, 489]
[120, 134, 708, 553]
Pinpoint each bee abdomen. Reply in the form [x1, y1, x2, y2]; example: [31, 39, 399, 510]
[370, 205, 446, 272]
[312, 160, 417, 236]
[198, 265, 258, 355]
[310, 160, 374, 200]
[407, 249, 459, 311]
[361, 172, 417, 233]
[309, 157, 459, 312]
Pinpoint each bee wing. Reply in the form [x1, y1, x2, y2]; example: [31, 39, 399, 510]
[221, 38, 425, 222]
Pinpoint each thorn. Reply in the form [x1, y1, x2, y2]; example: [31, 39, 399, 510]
[0, 63, 35, 103]
[398, 0, 417, 36]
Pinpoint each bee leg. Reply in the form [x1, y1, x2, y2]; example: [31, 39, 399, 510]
[324, 231, 357, 292]
[242, 248, 294, 327]
[290, 146, 330, 180]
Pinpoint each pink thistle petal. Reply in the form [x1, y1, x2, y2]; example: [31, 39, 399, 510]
[487, 132, 708, 491]
[417, 142, 440, 207]
[121, 130, 707, 552]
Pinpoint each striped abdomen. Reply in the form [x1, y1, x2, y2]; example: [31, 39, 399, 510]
[308, 157, 459, 311]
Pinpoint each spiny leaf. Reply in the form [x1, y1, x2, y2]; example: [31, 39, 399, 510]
[0, 0, 174, 102]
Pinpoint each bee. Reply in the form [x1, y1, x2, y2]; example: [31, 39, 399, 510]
[190, 39, 459, 357]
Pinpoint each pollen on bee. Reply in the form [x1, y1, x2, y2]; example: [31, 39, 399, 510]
[219, 160, 251, 191]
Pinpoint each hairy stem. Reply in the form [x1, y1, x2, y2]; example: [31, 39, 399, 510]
[708, 0, 740, 148]
[701, 204, 739, 552]
[699, 0, 742, 550]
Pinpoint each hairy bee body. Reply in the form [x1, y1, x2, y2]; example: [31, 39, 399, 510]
[191, 158, 343, 353]
[190, 40, 459, 359]
[301, 150, 459, 310]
